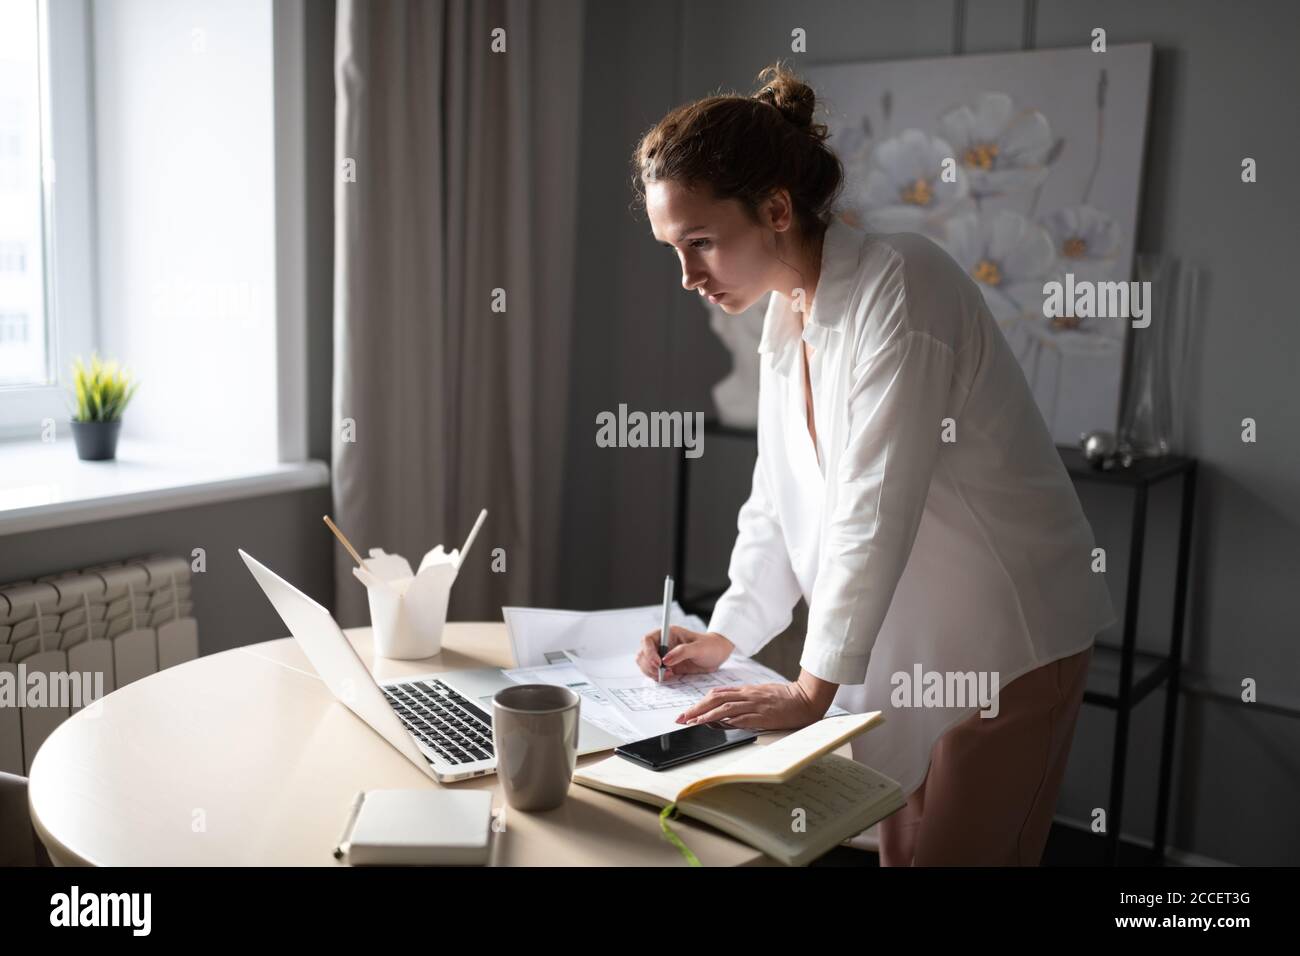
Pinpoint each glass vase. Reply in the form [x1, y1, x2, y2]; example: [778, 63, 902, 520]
[1119, 254, 1198, 458]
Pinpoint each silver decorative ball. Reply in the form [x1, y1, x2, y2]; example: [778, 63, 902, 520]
[1080, 429, 1118, 465]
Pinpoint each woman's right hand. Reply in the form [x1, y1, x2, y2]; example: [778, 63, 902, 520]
[636, 626, 735, 681]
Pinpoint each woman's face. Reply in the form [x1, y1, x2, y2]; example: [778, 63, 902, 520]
[646, 179, 787, 314]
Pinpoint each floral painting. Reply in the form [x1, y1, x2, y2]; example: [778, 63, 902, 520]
[807, 44, 1153, 443]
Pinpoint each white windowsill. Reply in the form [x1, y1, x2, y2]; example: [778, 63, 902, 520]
[0, 437, 330, 536]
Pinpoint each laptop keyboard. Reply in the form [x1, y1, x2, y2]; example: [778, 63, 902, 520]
[383, 678, 495, 766]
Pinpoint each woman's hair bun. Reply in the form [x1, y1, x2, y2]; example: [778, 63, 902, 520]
[752, 62, 820, 137]
[631, 58, 844, 238]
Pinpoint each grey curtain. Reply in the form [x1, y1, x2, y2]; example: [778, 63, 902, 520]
[332, 0, 585, 626]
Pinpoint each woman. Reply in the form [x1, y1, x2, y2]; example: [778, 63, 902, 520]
[629, 63, 1117, 866]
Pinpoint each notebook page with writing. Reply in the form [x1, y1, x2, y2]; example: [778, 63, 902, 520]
[679, 754, 904, 865]
[573, 711, 884, 804]
[573, 713, 902, 865]
[675, 711, 883, 800]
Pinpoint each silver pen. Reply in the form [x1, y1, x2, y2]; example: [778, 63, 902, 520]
[332, 790, 366, 861]
[658, 575, 673, 683]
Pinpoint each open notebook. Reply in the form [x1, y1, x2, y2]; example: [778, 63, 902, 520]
[573, 712, 905, 866]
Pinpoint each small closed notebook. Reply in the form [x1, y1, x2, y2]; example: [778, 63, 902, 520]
[334, 789, 494, 866]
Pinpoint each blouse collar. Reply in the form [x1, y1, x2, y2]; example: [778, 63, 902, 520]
[756, 215, 866, 378]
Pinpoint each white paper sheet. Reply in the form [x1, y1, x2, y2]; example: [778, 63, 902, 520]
[502, 604, 708, 669]
[564, 650, 850, 739]
[501, 661, 641, 741]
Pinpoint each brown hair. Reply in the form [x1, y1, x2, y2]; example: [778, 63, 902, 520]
[630, 61, 844, 244]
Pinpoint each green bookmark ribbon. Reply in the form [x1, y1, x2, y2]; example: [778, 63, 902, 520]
[659, 803, 702, 867]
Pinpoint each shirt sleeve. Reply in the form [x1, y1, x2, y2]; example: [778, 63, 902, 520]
[800, 326, 957, 685]
[707, 453, 803, 658]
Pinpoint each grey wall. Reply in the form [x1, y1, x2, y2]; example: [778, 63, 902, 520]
[0, 487, 333, 658]
[561, 0, 1300, 864]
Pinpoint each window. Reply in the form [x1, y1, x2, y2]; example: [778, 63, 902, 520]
[0, 0, 51, 388]
[0, 0, 301, 460]
[0, 0, 94, 440]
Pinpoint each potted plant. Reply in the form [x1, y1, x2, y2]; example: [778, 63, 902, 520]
[67, 353, 140, 461]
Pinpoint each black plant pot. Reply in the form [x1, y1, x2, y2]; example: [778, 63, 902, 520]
[70, 419, 122, 461]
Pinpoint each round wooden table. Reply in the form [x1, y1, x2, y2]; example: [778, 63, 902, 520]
[28, 622, 796, 866]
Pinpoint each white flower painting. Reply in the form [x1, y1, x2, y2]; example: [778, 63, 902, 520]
[808, 44, 1153, 443]
[939, 92, 1053, 198]
[851, 128, 969, 231]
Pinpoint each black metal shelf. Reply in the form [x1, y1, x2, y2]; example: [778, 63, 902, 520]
[1084, 641, 1174, 708]
[673, 418, 1198, 866]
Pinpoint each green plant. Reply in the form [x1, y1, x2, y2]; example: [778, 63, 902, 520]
[69, 352, 140, 423]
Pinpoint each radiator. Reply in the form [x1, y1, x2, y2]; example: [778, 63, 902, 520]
[0, 553, 199, 775]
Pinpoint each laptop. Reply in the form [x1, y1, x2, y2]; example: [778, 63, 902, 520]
[238, 549, 624, 782]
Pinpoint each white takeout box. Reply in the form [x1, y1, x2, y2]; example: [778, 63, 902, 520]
[349, 509, 486, 661]
[353, 546, 460, 659]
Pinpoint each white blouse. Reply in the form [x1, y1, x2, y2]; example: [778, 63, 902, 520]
[707, 216, 1118, 796]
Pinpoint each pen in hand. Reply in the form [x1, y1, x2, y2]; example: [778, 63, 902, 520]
[658, 575, 673, 684]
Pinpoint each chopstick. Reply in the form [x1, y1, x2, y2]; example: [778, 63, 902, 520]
[323, 515, 366, 567]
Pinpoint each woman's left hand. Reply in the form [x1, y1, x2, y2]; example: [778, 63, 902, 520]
[674, 670, 839, 731]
